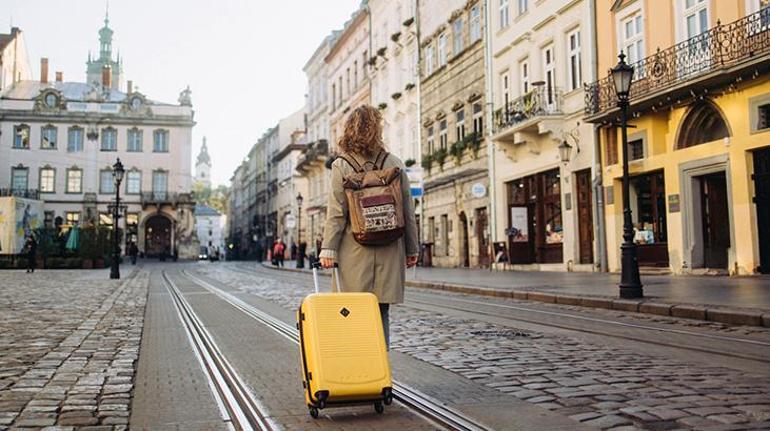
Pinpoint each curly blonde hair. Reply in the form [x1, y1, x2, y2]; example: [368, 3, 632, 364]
[338, 105, 384, 158]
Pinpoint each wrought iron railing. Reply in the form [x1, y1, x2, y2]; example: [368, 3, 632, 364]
[585, 8, 770, 116]
[141, 192, 192, 205]
[495, 86, 563, 133]
[0, 188, 40, 199]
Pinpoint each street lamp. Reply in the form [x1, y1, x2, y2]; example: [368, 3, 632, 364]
[611, 52, 643, 299]
[110, 158, 125, 280]
[296, 192, 305, 269]
[558, 140, 573, 164]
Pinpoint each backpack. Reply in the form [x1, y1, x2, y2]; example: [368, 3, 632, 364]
[338, 150, 405, 246]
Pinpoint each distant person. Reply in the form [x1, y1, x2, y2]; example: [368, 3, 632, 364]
[24, 235, 37, 273]
[129, 242, 139, 265]
[273, 238, 285, 267]
[290, 241, 297, 260]
[315, 234, 323, 257]
[319, 105, 418, 348]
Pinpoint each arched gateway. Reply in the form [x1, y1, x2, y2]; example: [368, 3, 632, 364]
[144, 215, 172, 257]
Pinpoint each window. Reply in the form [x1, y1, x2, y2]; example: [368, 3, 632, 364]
[332, 83, 336, 109]
[605, 126, 618, 165]
[65, 211, 80, 226]
[542, 45, 556, 105]
[126, 171, 141, 194]
[500, 0, 510, 29]
[757, 103, 770, 130]
[100, 170, 115, 194]
[68, 127, 84, 152]
[126, 213, 138, 227]
[425, 45, 435, 75]
[362, 50, 368, 78]
[470, 5, 481, 42]
[346, 67, 350, 96]
[500, 71, 510, 110]
[439, 120, 448, 149]
[427, 126, 435, 154]
[428, 216, 435, 243]
[682, 0, 708, 41]
[44, 211, 54, 228]
[13, 125, 30, 149]
[520, 60, 530, 94]
[473, 103, 483, 136]
[11, 167, 28, 191]
[152, 170, 168, 195]
[438, 34, 448, 66]
[66, 168, 82, 193]
[567, 29, 582, 91]
[101, 127, 117, 151]
[41, 126, 57, 149]
[517, 0, 528, 15]
[621, 11, 645, 66]
[99, 213, 113, 226]
[456, 109, 466, 141]
[440, 214, 449, 255]
[354, 61, 358, 89]
[153, 130, 169, 152]
[453, 18, 464, 55]
[127, 128, 142, 152]
[38, 167, 55, 193]
[629, 138, 644, 160]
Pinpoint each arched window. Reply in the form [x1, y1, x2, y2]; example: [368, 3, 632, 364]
[677, 102, 730, 149]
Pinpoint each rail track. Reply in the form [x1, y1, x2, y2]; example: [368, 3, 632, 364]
[177, 269, 492, 431]
[228, 263, 770, 364]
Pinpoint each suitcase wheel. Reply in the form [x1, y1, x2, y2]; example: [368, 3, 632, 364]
[309, 406, 319, 419]
[374, 400, 384, 414]
[383, 388, 393, 405]
[318, 400, 326, 409]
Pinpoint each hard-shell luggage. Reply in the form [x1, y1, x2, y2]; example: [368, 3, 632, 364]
[297, 263, 393, 418]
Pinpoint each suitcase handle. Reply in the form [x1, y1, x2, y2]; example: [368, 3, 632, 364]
[310, 262, 342, 293]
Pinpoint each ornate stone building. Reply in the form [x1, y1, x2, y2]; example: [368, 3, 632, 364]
[0, 17, 197, 259]
[194, 137, 212, 189]
[419, 0, 490, 268]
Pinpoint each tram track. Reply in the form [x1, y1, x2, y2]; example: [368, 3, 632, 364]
[178, 268, 492, 431]
[228, 263, 770, 364]
[162, 271, 279, 431]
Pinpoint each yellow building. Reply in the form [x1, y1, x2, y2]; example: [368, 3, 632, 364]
[585, 0, 770, 275]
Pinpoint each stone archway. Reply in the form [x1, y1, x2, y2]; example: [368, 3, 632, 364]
[676, 101, 731, 150]
[144, 214, 172, 258]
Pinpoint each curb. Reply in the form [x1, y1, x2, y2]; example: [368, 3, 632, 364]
[259, 263, 770, 328]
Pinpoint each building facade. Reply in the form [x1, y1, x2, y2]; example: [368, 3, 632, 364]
[586, 0, 770, 275]
[195, 203, 224, 256]
[327, 5, 371, 152]
[419, 0, 490, 268]
[370, 0, 420, 163]
[490, 0, 600, 271]
[273, 109, 307, 249]
[0, 27, 32, 93]
[0, 20, 197, 259]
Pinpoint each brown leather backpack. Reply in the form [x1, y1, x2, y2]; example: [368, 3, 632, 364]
[338, 151, 405, 246]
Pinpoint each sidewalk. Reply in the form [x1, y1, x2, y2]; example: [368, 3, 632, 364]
[258, 260, 770, 327]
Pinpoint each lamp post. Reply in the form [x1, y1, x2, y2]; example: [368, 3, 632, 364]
[110, 158, 125, 280]
[558, 140, 573, 164]
[296, 192, 305, 269]
[611, 52, 643, 298]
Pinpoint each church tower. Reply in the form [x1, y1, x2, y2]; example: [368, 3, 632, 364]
[195, 137, 212, 189]
[86, 6, 124, 90]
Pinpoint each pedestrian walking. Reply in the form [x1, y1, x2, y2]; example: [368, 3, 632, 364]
[319, 105, 419, 348]
[24, 234, 37, 273]
[129, 242, 139, 265]
[273, 238, 286, 267]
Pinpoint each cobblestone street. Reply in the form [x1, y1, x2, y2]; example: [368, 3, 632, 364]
[0, 269, 147, 430]
[199, 263, 770, 430]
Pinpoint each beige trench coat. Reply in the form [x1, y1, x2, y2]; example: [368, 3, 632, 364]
[319, 151, 419, 304]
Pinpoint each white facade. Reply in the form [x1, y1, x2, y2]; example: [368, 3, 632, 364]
[195, 204, 225, 255]
[194, 136, 212, 189]
[273, 108, 307, 245]
[369, 0, 419, 162]
[0, 28, 32, 93]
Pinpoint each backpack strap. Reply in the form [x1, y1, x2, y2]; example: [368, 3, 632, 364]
[375, 151, 389, 170]
[337, 153, 364, 173]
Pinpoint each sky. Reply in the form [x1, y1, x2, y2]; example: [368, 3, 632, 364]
[2, 0, 361, 186]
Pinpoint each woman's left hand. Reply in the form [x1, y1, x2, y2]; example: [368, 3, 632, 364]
[406, 255, 418, 268]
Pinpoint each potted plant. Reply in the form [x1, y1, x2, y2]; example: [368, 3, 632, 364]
[390, 32, 401, 42]
[405, 158, 416, 167]
[368, 56, 378, 66]
[391, 92, 402, 100]
[450, 140, 467, 165]
[377, 47, 387, 57]
[403, 17, 415, 27]
[421, 154, 434, 171]
[378, 102, 388, 110]
[405, 83, 415, 91]
[433, 147, 448, 170]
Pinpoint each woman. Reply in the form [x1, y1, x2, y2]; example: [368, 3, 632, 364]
[319, 105, 419, 347]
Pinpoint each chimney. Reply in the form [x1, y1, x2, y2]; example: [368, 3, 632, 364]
[127, 80, 133, 95]
[40, 58, 49, 84]
[55, 72, 63, 83]
[101, 64, 112, 89]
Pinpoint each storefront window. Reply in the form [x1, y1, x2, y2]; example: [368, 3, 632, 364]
[542, 170, 563, 244]
[631, 172, 667, 244]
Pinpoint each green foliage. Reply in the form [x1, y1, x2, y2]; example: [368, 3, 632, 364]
[450, 140, 467, 165]
[420, 154, 433, 170]
[404, 158, 416, 167]
[433, 147, 448, 168]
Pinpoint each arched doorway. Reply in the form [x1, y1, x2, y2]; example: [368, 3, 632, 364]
[145, 215, 172, 258]
[459, 212, 470, 267]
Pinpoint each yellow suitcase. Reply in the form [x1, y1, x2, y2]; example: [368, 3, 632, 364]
[297, 264, 393, 418]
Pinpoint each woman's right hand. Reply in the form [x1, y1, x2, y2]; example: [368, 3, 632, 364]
[320, 257, 335, 269]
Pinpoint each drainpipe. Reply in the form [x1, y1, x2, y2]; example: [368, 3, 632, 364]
[483, 0, 497, 268]
[416, 0, 425, 246]
[588, 0, 608, 272]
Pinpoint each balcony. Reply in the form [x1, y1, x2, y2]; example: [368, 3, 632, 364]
[493, 86, 564, 144]
[585, 9, 770, 120]
[140, 192, 193, 208]
[296, 139, 330, 173]
[0, 188, 40, 200]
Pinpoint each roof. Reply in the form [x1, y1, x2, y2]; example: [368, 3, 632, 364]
[0, 34, 12, 51]
[0, 80, 161, 104]
[194, 204, 221, 217]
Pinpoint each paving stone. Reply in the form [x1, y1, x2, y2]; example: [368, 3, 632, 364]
[583, 414, 633, 429]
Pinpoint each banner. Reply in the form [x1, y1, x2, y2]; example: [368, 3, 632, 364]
[0, 197, 43, 254]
